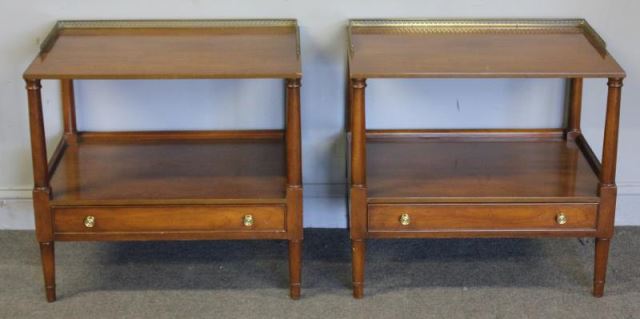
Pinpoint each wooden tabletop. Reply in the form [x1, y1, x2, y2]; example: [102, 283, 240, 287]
[349, 19, 625, 78]
[24, 20, 301, 80]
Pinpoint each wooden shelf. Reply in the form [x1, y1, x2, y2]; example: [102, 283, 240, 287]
[366, 132, 600, 203]
[49, 132, 287, 206]
[349, 19, 625, 78]
[24, 20, 301, 79]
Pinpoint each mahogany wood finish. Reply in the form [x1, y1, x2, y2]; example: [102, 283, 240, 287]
[24, 20, 301, 79]
[350, 79, 367, 186]
[367, 137, 600, 203]
[351, 239, 365, 299]
[39, 242, 55, 302]
[24, 19, 303, 301]
[26, 80, 48, 190]
[567, 78, 583, 139]
[593, 238, 611, 297]
[49, 137, 287, 206]
[347, 19, 625, 298]
[348, 19, 624, 78]
[288, 240, 302, 299]
[368, 204, 598, 231]
[349, 78, 367, 298]
[54, 206, 287, 233]
[285, 77, 303, 299]
[60, 80, 77, 136]
[592, 78, 623, 297]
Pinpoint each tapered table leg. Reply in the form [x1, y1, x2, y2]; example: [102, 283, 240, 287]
[285, 78, 303, 299]
[288, 240, 302, 299]
[350, 78, 367, 298]
[39, 242, 56, 302]
[352, 239, 365, 298]
[592, 77, 623, 297]
[27, 79, 56, 302]
[593, 238, 610, 297]
[567, 78, 583, 139]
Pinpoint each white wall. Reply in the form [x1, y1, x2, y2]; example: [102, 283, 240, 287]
[1, 0, 639, 229]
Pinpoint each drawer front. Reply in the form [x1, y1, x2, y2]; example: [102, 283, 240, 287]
[368, 204, 597, 231]
[54, 205, 285, 233]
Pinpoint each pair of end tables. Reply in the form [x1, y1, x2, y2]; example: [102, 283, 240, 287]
[23, 19, 625, 302]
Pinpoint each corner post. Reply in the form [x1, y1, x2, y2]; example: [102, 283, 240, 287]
[593, 77, 623, 298]
[26, 79, 56, 302]
[567, 78, 583, 140]
[286, 78, 302, 187]
[600, 78, 623, 187]
[285, 78, 303, 299]
[27, 79, 48, 190]
[350, 78, 367, 298]
[350, 78, 367, 187]
[61, 79, 78, 144]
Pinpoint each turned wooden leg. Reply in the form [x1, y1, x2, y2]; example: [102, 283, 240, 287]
[350, 78, 367, 299]
[352, 239, 365, 298]
[288, 240, 302, 299]
[592, 78, 623, 298]
[39, 241, 56, 302]
[593, 238, 611, 297]
[285, 78, 303, 300]
[27, 79, 55, 302]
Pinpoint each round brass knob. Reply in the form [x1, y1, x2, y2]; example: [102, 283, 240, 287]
[399, 213, 411, 226]
[243, 214, 254, 227]
[84, 216, 96, 228]
[556, 212, 568, 225]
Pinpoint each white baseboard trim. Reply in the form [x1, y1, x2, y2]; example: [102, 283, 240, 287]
[303, 183, 348, 228]
[0, 198, 34, 230]
[0, 187, 32, 199]
[2, 182, 639, 230]
[618, 181, 640, 195]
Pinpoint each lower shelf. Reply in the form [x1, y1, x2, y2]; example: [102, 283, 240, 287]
[49, 132, 287, 206]
[366, 133, 601, 203]
[44, 131, 301, 241]
[351, 130, 604, 238]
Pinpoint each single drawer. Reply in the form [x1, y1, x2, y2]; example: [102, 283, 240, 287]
[368, 204, 597, 231]
[54, 205, 286, 233]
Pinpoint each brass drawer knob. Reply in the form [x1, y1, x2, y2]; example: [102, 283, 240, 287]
[84, 216, 96, 228]
[556, 212, 568, 225]
[399, 213, 411, 226]
[243, 214, 254, 227]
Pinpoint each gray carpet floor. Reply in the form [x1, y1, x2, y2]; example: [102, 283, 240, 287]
[1, 228, 639, 319]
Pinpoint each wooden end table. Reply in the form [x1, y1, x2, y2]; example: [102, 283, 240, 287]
[347, 19, 625, 298]
[23, 19, 303, 302]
